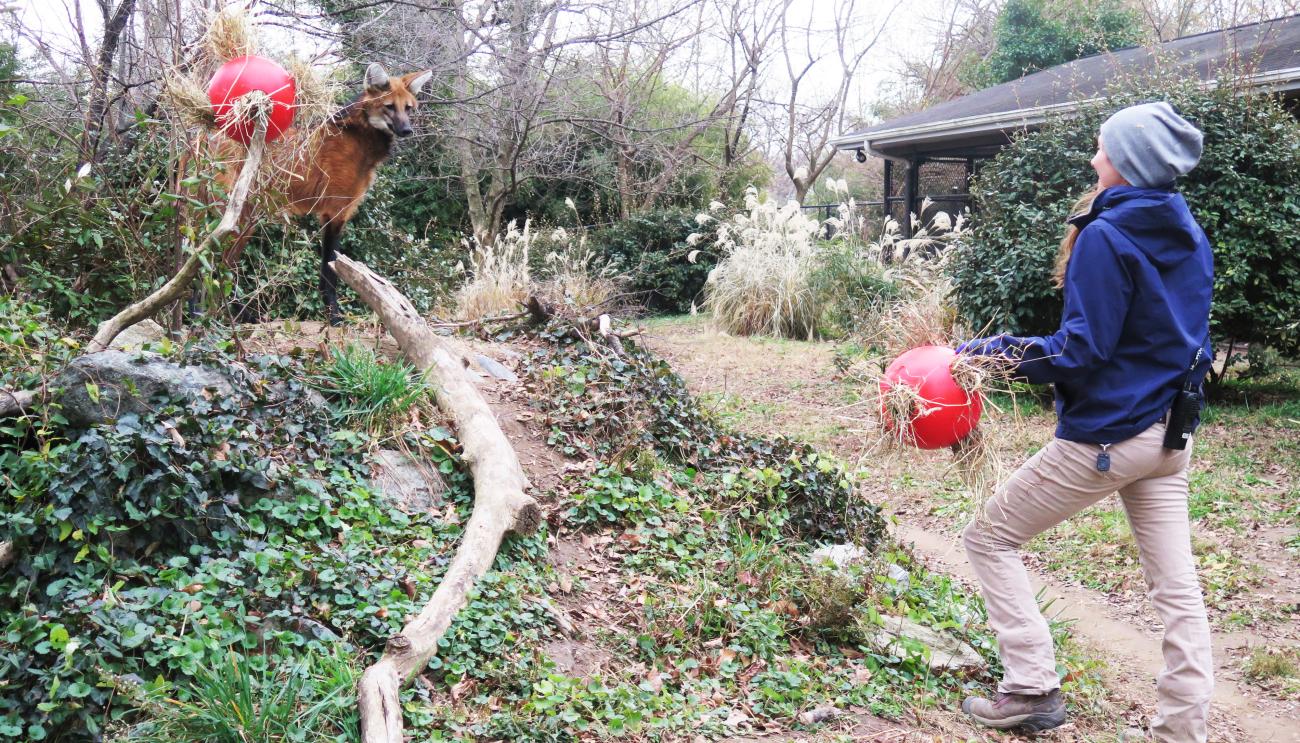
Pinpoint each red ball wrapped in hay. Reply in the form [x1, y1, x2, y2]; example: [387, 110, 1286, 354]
[207, 55, 296, 144]
[880, 345, 983, 449]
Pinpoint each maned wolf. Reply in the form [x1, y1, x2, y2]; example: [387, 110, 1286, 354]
[220, 62, 431, 325]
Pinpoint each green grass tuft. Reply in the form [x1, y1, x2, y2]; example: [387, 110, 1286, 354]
[123, 649, 359, 742]
[313, 343, 431, 438]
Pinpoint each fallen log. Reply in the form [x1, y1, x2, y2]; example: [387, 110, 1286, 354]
[0, 389, 36, 418]
[330, 252, 541, 743]
[86, 116, 269, 353]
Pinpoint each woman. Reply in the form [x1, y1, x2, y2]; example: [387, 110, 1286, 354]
[956, 102, 1215, 742]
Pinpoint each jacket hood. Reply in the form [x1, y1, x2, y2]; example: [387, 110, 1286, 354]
[1084, 186, 1204, 269]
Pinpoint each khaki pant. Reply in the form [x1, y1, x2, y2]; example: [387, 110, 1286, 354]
[963, 422, 1214, 742]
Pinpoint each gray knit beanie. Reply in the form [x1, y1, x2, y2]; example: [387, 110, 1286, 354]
[1099, 102, 1203, 188]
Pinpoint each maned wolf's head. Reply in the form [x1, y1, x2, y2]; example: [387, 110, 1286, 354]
[358, 63, 432, 139]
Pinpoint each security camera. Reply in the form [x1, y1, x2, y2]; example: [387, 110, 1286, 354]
[854, 147, 868, 163]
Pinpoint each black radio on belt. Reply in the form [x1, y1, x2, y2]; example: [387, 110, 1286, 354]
[1162, 347, 1204, 451]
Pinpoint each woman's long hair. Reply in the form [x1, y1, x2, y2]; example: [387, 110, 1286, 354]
[1053, 187, 1103, 288]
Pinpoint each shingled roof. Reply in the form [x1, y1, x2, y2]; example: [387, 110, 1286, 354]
[834, 14, 1300, 159]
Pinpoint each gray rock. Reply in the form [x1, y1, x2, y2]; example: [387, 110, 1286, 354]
[54, 351, 238, 428]
[108, 320, 166, 352]
[865, 615, 987, 672]
[474, 354, 518, 383]
[887, 563, 910, 584]
[295, 616, 346, 645]
[371, 449, 447, 514]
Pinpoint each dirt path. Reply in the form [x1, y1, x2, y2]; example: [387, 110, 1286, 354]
[643, 317, 1298, 743]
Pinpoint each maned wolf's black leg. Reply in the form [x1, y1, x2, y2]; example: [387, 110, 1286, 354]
[320, 221, 344, 326]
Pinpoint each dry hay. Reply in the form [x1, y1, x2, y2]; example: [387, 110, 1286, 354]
[163, 8, 340, 154]
[859, 295, 1024, 523]
[205, 5, 259, 61]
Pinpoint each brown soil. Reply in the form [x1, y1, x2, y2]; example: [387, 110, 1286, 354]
[644, 317, 1300, 743]
[234, 317, 1296, 740]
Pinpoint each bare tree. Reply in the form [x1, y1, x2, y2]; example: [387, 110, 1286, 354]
[82, 0, 141, 158]
[774, 0, 899, 203]
[1127, 0, 1300, 41]
[334, 0, 709, 243]
[889, 0, 998, 111]
[564, 0, 779, 217]
[571, 0, 699, 219]
[617, 0, 782, 213]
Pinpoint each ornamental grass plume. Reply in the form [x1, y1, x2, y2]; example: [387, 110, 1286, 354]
[540, 228, 620, 310]
[699, 187, 823, 339]
[454, 220, 534, 320]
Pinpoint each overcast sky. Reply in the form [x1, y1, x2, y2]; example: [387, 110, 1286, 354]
[8, 0, 942, 126]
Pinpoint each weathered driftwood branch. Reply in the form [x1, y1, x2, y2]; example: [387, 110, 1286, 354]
[429, 309, 529, 330]
[86, 119, 269, 353]
[330, 252, 541, 743]
[0, 389, 37, 418]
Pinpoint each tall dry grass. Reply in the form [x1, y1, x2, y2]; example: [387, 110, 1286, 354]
[698, 188, 823, 339]
[453, 215, 621, 321]
[454, 220, 534, 320]
[539, 225, 621, 310]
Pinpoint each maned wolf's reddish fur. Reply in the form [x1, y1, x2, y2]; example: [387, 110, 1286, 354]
[221, 63, 431, 324]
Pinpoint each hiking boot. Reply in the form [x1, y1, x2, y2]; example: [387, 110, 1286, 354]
[961, 689, 1067, 733]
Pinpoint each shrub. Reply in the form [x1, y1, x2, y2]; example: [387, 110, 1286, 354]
[591, 208, 713, 314]
[808, 243, 899, 337]
[0, 298, 68, 392]
[231, 175, 460, 320]
[0, 114, 204, 327]
[699, 190, 823, 339]
[525, 333, 886, 545]
[0, 343, 470, 739]
[952, 77, 1300, 353]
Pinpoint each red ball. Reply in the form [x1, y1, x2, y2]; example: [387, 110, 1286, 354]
[207, 55, 296, 144]
[880, 345, 983, 449]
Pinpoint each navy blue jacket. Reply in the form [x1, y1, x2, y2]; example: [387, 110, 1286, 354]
[966, 185, 1214, 444]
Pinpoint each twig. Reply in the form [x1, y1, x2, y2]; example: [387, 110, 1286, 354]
[429, 309, 529, 329]
[86, 116, 269, 353]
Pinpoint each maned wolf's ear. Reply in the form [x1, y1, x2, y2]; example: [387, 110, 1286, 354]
[364, 63, 390, 92]
[405, 70, 433, 97]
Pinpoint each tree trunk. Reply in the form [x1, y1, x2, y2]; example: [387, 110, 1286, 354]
[329, 253, 540, 743]
[82, 0, 139, 160]
[454, 135, 494, 247]
[86, 120, 268, 353]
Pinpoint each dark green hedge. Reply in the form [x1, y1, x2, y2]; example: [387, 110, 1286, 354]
[951, 80, 1300, 352]
[592, 209, 713, 314]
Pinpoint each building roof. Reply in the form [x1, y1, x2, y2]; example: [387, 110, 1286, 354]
[835, 14, 1300, 159]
